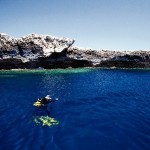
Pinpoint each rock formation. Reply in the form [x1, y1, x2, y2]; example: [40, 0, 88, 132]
[0, 33, 149, 69]
[67, 47, 150, 68]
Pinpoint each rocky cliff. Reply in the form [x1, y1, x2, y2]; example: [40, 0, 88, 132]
[67, 47, 150, 68]
[0, 33, 149, 69]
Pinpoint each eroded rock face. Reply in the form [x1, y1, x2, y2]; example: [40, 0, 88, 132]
[67, 47, 150, 68]
[0, 33, 150, 69]
[0, 33, 74, 61]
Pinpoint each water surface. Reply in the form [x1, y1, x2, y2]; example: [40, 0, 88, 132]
[0, 68, 150, 150]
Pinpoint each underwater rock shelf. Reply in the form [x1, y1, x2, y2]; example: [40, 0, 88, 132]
[0, 33, 150, 69]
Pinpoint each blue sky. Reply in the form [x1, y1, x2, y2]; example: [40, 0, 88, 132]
[0, 0, 150, 50]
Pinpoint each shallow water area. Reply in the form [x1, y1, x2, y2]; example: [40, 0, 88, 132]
[0, 68, 150, 150]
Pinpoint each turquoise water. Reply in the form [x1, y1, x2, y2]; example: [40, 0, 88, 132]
[0, 68, 150, 150]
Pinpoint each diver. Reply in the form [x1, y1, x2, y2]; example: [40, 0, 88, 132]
[38, 95, 52, 105]
[33, 95, 58, 107]
[33, 95, 58, 116]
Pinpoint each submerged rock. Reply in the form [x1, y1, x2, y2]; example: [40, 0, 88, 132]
[0, 33, 150, 69]
[33, 116, 59, 127]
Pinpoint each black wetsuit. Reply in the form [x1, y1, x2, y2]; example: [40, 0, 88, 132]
[35, 98, 56, 116]
[40, 97, 50, 104]
[40, 98, 56, 105]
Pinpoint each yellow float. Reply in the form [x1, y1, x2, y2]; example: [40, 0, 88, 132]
[33, 101, 44, 107]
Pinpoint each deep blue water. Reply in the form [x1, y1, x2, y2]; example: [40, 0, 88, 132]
[0, 68, 150, 150]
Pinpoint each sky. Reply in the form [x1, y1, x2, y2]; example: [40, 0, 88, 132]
[0, 0, 150, 50]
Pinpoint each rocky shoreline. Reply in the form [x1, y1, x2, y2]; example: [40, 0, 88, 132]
[0, 33, 149, 69]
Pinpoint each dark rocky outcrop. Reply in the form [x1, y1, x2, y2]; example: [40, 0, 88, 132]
[0, 33, 149, 69]
[67, 47, 150, 68]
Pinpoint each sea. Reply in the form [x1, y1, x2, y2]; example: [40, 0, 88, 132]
[0, 68, 150, 150]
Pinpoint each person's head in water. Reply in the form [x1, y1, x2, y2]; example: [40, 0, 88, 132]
[45, 95, 51, 101]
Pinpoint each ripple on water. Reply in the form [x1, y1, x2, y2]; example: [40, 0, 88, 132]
[0, 68, 150, 150]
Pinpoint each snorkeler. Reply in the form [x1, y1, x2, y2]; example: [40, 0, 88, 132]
[33, 95, 58, 107]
